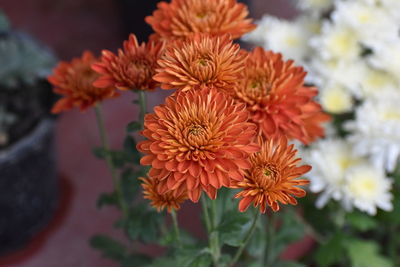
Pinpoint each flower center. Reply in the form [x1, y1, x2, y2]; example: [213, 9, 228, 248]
[196, 12, 207, 19]
[76, 66, 99, 93]
[197, 55, 212, 67]
[188, 124, 205, 136]
[252, 163, 280, 190]
[262, 165, 278, 182]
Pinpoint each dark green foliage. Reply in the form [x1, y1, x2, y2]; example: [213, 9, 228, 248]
[120, 254, 152, 267]
[97, 192, 119, 209]
[346, 239, 392, 267]
[218, 210, 252, 247]
[125, 204, 164, 244]
[273, 209, 305, 255]
[346, 212, 377, 232]
[120, 168, 142, 203]
[90, 235, 127, 261]
[315, 233, 348, 267]
[126, 121, 141, 133]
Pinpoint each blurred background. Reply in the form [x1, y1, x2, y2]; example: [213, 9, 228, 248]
[0, 1, 299, 266]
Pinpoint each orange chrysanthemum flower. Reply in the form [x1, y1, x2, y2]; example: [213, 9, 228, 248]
[234, 137, 311, 213]
[92, 34, 164, 91]
[49, 51, 118, 113]
[137, 87, 259, 202]
[145, 0, 255, 41]
[141, 176, 187, 212]
[233, 47, 330, 144]
[154, 34, 246, 92]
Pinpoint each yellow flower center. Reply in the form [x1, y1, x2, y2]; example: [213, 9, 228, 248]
[196, 12, 207, 19]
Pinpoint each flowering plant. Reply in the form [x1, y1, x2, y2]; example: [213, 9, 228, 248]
[245, 0, 400, 265]
[48, 0, 331, 266]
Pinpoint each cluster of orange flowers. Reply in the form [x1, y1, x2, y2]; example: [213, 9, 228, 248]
[49, 0, 329, 214]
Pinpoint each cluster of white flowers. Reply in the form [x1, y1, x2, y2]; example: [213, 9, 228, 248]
[245, 0, 399, 215]
[305, 139, 392, 215]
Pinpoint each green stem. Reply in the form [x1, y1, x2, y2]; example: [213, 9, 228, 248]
[264, 212, 276, 266]
[201, 196, 212, 232]
[209, 199, 221, 267]
[171, 209, 181, 247]
[94, 104, 129, 217]
[138, 90, 147, 130]
[230, 211, 260, 266]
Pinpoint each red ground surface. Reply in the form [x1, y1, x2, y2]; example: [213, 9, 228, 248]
[0, 1, 311, 266]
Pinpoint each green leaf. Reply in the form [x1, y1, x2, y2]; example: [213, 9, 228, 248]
[274, 209, 305, 255]
[218, 210, 251, 247]
[110, 150, 130, 168]
[159, 229, 196, 247]
[346, 212, 377, 231]
[298, 196, 335, 236]
[216, 187, 238, 216]
[126, 121, 141, 133]
[246, 223, 264, 258]
[123, 136, 141, 164]
[120, 168, 141, 203]
[276, 261, 307, 267]
[89, 235, 127, 261]
[125, 204, 164, 243]
[149, 257, 176, 267]
[97, 192, 118, 209]
[149, 248, 211, 267]
[377, 193, 400, 224]
[346, 240, 392, 267]
[120, 254, 151, 267]
[176, 248, 212, 267]
[315, 233, 347, 267]
[92, 147, 107, 159]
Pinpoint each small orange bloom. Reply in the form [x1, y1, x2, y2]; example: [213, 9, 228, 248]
[234, 137, 310, 213]
[233, 47, 330, 144]
[137, 87, 259, 202]
[141, 176, 187, 212]
[145, 0, 255, 41]
[49, 51, 118, 113]
[154, 34, 246, 92]
[92, 34, 164, 91]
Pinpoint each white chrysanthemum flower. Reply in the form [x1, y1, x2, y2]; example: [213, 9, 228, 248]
[294, 0, 334, 14]
[244, 16, 312, 63]
[344, 164, 393, 215]
[310, 22, 361, 61]
[319, 83, 353, 114]
[241, 15, 272, 46]
[376, 0, 400, 22]
[332, 1, 398, 43]
[356, 67, 398, 99]
[310, 58, 366, 92]
[304, 139, 363, 209]
[368, 41, 400, 78]
[346, 91, 400, 172]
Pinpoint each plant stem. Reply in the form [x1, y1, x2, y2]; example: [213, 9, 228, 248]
[201, 196, 212, 232]
[170, 209, 181, 247]
[94, 104, 128, 217]
[138, 90, 147, 130]
[209, 199, 221, 267]
[264, 212, 276, 266]
[230, 211, 260, 266]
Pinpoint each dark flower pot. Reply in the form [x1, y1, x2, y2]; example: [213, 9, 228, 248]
[0, 118, 57, 255]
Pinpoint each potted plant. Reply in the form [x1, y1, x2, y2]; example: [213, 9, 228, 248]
[0, 11, 58, 255]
